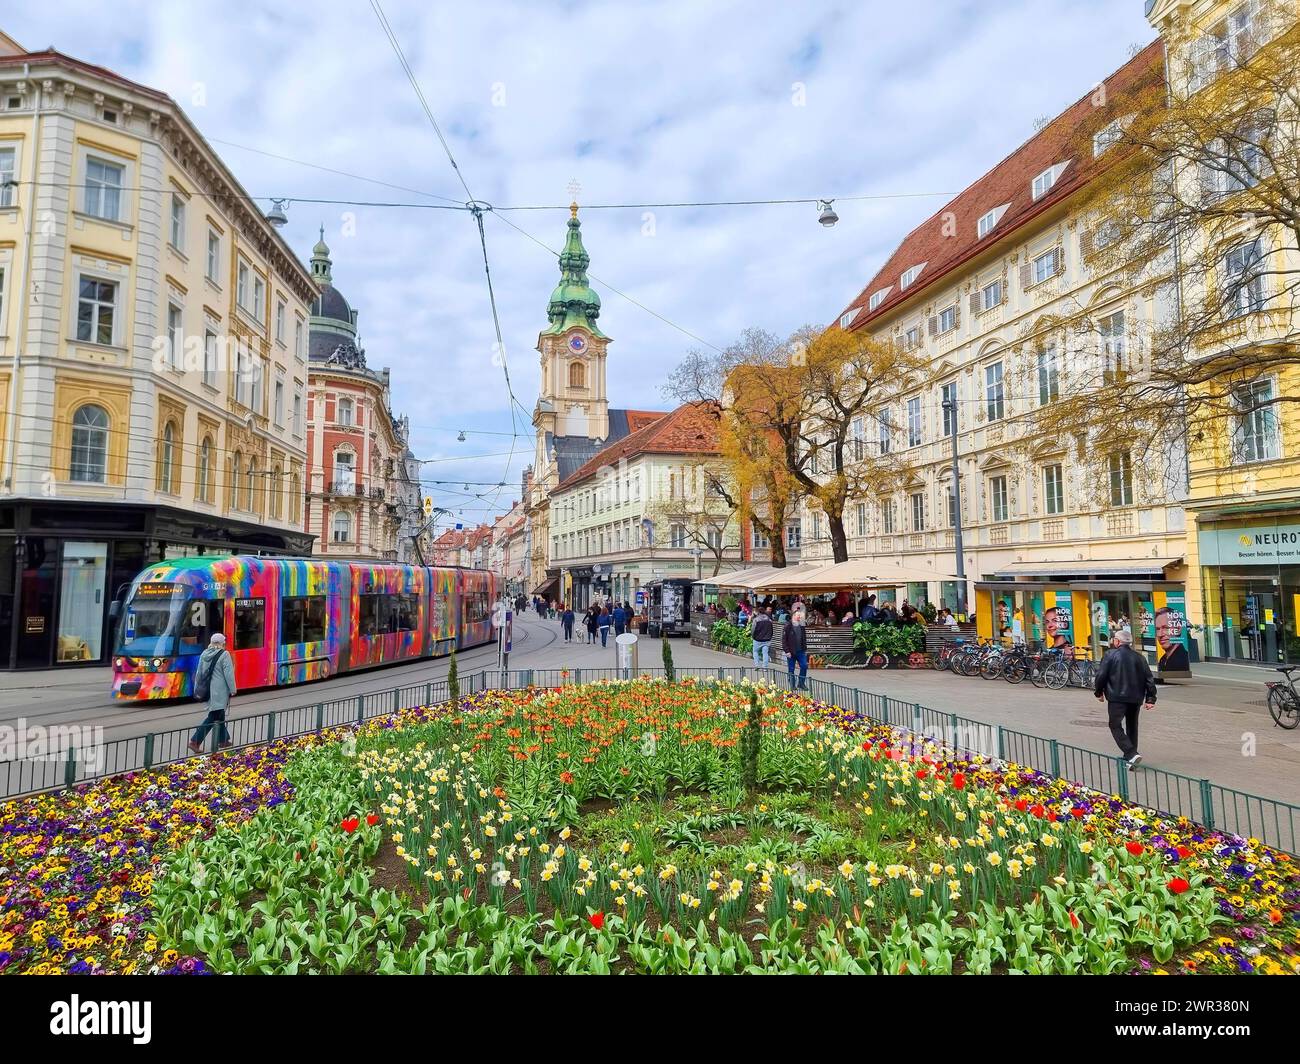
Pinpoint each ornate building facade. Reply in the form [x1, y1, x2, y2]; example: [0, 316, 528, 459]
[302, 235, 424, 562]
[0, 35, 313, 669]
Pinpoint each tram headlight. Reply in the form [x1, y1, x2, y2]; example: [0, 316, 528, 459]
[115, 657, 125, 669]
[152, 658, 163, 669]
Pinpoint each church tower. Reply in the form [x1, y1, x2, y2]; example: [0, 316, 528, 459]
[533, 202, 610, 443]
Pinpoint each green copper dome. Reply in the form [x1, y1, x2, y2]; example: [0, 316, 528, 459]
[541, 205, 606, 338]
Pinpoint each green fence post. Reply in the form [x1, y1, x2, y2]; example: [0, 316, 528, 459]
[315, 703, 325, 733]
[356, 695, 366, 724]
[575, 668, 582, 685]
[480, 669, 488, 692]
[424, 681, 432, 706]
[143, 733, 155, 771]
[853, 688, 863, 717]
[64, 746, 76, 789]
[1049, 739, 1061, 779]
[1200, 779, 1216, 829]
[949, 712, 960, 754]
[996, 724, 1005, 762]
[718, 667, 725, 681]
[267, 711, 277, 743]
[1116, 757, 1129, 802]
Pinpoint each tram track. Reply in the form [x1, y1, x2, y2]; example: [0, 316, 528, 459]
[1, 615, 563, 740]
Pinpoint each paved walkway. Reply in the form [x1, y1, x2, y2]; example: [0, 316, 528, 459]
[1, 614, 1296, 805]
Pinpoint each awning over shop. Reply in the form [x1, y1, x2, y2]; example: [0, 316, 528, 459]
[752, 559, 958, 592]
[990, 558, 1182, 579]
[695, 565, 782, 589]
[531, 575, 559, 598]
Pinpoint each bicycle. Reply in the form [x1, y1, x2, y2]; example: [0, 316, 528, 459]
[999, 643, 1034, 684]
[1267, 665, 1300, 729]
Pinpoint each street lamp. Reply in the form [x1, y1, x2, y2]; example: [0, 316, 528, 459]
[942, 395, 966, 617]
[266, 199, 289, 228]
[817, 199, 839, 227]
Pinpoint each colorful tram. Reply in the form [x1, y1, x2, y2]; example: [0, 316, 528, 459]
[111, 556, 497, 700]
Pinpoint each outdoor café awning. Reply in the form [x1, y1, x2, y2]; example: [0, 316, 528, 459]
[753, 559, 959, 592]
[531, 575, 559, 598]
[990, 558, 1182, 579]
[695, 565, 782, 590]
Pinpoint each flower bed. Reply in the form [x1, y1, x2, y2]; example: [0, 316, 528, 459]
[3, 679, 1297, 975]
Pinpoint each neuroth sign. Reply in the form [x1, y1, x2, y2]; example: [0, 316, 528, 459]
[1199, 524, 1300, 565]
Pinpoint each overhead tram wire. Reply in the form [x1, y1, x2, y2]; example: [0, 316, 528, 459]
[368, 0, 529, 517]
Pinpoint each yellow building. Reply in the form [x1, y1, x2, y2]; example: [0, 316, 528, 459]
[0, 35, 314, 669]
[1146, 0, 1300, 666]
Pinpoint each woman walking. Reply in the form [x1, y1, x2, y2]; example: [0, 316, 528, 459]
[597, 605, 612, 647]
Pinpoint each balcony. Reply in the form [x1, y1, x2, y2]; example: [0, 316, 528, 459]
[908, 533, 925, 550]
[1042, 519, 1065, 541]
[989, 525, 1009, 545]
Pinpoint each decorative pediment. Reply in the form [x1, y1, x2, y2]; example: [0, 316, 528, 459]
[978, 450, 1013, 471]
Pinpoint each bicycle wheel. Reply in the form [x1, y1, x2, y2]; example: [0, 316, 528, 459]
[980, 652, 1005, 680]
[1004, 656, 1029, 684]
[1043, 660, 1069, 691]
[1269, 687, 1300, 729]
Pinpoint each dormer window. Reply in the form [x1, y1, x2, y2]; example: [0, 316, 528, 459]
[840, 307, 861, 329]
[1093, 121, 1124, 157]
[977, 204, 1009, 239]
[868, 287, 892, 311]
[900, 264, 925, 290]
[1032, 163, 1069, 200]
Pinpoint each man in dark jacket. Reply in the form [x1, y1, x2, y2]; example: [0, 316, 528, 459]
[782, 608, 809, 691]
[1093, 630, 1157, 768]
[612, 602, 627, 637]
[751, 607, 774, 668]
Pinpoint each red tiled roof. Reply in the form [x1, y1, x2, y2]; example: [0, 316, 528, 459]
[623, 410, 666, 434]
[557, 401, 721, 490]
[837, 41, 1165, 332]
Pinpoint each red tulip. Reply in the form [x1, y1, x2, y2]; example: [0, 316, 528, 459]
[1069, 911, 1080, 929]
[1166, 877, 1191, 895]
[366, 814, 379, 826]
[1176, 845, 1191, 859]
[1126, 841, 1144, 856]
[1030, 804, 1046, 819]
[1014, 799, 1028, 813]
[1047, 812, 1058, 823]
[340, 817, 360, 834]
[861, 742, 871, 752]
[589, 911, 605, 930]
[1071, 807, 1087, 819]
[952, 773, 966, 791]
[915, 769, 927, 781]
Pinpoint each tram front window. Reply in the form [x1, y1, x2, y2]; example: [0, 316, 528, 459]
[120, 590, 218, 657]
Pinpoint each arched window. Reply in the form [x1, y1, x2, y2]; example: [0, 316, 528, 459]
[231, 450, 243, 507]
[70, 404, 109, 483]
[337, 397, 354, 426]
[270, 463, 283, 518]
[246, 457, 257, 512]
[569, 361, 585, 388]
[334, 451, 355, 493]
[198, 437, 213, 502]
[332, 511, 351, 543]
[159, 421, 176, 493]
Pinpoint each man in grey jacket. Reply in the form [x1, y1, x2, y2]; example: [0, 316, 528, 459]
[189, 632, 237, 753]
[1093, 629, 1156, 769]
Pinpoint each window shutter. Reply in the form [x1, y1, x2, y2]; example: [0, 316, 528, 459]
[969, 292, 981, 316]
[1079, 229, 1094, 261]
[1020, 263, 1032, 289]
[1050, 248, 1061, 277]
[925, 316, 935, 337]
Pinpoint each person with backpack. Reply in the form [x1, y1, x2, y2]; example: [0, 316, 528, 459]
[188, 632, 237, 753]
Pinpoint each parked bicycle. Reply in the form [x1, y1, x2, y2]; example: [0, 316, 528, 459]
[1267, 665, 1300, 729]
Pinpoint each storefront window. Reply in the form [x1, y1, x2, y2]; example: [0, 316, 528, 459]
[56, 541, 108, 662]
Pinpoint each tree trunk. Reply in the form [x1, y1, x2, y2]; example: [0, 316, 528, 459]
[769, 535, 787, 567]
[827, 515, 849, 563]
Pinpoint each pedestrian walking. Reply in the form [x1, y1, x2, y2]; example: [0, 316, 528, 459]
[612, 601, 627, 637]
[583, 605, 598, 643]
[598, 606, 612, 647]
[188, 633, 236, 753]
[751, 606, 773, 668]
[561, 603, 575, 642]
[783, 608, 809, 691]
[1093, 629, 1156, 769]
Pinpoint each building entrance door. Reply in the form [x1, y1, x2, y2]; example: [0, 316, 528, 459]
[1219, 577, 1282, 664]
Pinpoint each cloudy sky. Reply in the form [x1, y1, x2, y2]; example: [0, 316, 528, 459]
[9, 0, 1155, 523]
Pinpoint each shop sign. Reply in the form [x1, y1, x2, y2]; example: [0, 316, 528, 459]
[25, 616, 45, 634]
[1199, 523, 1300, 565]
